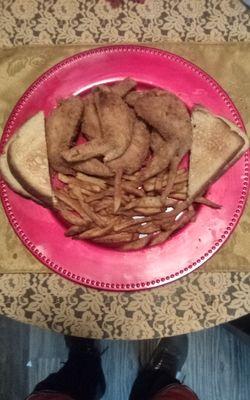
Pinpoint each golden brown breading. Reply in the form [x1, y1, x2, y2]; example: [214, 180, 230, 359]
[107, 119, 150, 174]
[141, 131, 176, 180]
[81, 94, 102, 140]
[131, 89, 192, 160]
[45, 96, 83, 174]
[62, 91, 133, 163]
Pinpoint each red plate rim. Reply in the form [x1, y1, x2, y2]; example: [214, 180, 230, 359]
[0, 44, 249, 291]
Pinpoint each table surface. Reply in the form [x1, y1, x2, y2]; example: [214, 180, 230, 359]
[0, 0, 250, 339]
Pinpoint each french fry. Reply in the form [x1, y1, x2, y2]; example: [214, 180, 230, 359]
[77, 224, 113, 239]
[79, 187, 94, 196]
[85, 189, 114, 203]
[54, 199, 72, 211]
[143, 179, 155, 192]
[150, 230, 172, 246]
[173, 173, 188, 184]
[114, 216, 151, 232]
[155, 174, 163, 193]
[195, 196, 221, 209]
[177, 168, 186, 175]
[114, 168, 123, 213]
[58, 209, 87, 226]
[122, 182, 144, 197]
[152, 201, 189, 221]
[68, 183, 92, 197]
[94, 232, 135, 245]
[76, 172, 107, 189]
[65, 225, 88, 237]
[135, 207, 162, 215]
[58, 174, 101, 192]
[74, 180, 101, 193]
[94, 198, 113, 212]
[161, 156, 179, 200]
[151, 209, 195, 246]
[117, 209, 142, 217]
[135, 222, 160, 234]
[55, 190, 92, 222]
[125, 196, 176, 210]
[171, 184, 187, 194]
[124, 196, 162, 210]
[169, 192, 187, 201]
[72, 186, 107, 227]
[122, 194, 131, 204]
[119, 235, 151, 250]
[123, 172, 140, 181]
[58, 173, 71, 183]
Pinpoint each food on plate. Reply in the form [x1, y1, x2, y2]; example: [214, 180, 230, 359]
[81, 94, 102, 140]
[141, 131, 176, 180]
[126, 89, 192, 199]
[107, 118, 150, 174]
[72, 158, 113, 177]
[7, 111, 53, 205]
[1, 78, 248, 251]
[62, 90, 133, 163]
[46, 96, 84, 174]
[188, 106, 249, 199]
[126, 89, 192, 160]
[0, 137, 34, 199]
[98, 77, 137, 98]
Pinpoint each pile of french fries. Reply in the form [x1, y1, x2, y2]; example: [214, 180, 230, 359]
[54, 168, 220, 250]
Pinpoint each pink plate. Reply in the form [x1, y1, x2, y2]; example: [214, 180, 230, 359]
[0, 45, 249, 291]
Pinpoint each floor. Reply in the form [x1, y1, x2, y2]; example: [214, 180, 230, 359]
[0, 315, 249, 400]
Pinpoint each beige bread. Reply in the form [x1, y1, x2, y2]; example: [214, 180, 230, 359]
[188, 106, 249, 199]
[0, 136, 34, 198]
[7, 111, 53, 205]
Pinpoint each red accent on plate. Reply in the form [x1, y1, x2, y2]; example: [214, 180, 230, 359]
[0, 45, 249, 291]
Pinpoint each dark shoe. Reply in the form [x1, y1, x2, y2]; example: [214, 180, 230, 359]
[146, 334, 188, 377]
[34, 336, 106, 400]
[129, 335, 188, 400]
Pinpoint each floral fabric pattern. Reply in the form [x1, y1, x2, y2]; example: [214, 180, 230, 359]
[0, 272, 249, 339]
[0, 0, 249, 47]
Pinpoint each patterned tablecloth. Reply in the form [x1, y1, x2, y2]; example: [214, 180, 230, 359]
[0, 0, 249, 339]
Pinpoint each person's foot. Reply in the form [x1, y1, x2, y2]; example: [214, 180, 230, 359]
[129, 335, 188, 400]
[34, 336, 106, 400]
[146, 334, 188, 377]
[64, 335, 99, 357]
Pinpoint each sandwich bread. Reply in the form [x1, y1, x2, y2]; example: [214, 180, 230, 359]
[188, 106, 249, 199]
[7, 112, 53, 205]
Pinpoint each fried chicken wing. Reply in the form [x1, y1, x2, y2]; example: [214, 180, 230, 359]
[110, 78, 137, 97]
[141, 131, 176, 180]
[107, 119, 150, 174]
[81, 94, 102, 140]
[96, 78, 137, 98]
[72, 158, 113, 177]
[45, 96, 83, 174]
[131, 89, 192, 159]
[62, 91, 133, 163]
[125, 91, 142, 107]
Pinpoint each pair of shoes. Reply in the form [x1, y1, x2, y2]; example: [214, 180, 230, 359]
[129, 334, 188, 400]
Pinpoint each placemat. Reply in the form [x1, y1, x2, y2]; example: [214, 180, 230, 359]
[0, 42, 249, 274]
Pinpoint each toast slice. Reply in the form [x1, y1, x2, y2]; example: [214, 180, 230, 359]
[0, 136, 34, 199]
[188, 106, 249, 199]
[7, 112, 53, 205]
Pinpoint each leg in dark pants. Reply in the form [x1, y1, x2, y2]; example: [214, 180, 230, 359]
[31, 337, 105, 400]
[129, 335, 198, 400]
